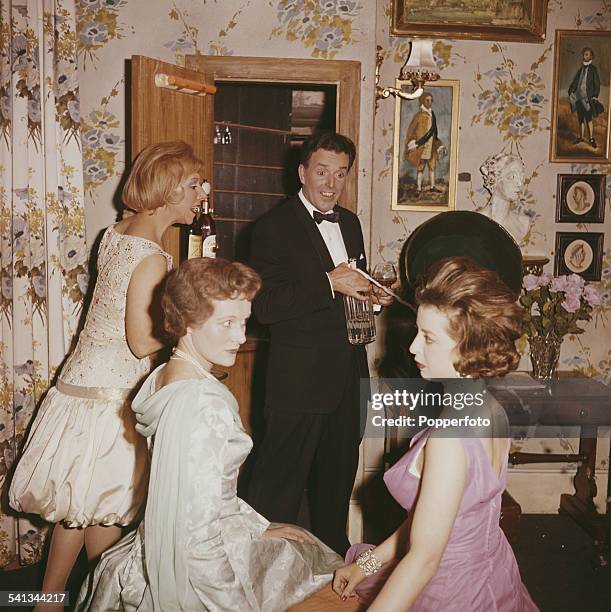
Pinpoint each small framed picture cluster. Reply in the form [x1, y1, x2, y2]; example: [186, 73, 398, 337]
[554, 173, 605, 281]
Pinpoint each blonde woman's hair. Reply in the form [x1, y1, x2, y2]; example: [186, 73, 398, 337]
[122, 141, 205, 212]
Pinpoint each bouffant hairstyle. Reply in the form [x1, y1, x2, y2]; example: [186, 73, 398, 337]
[122, 141, 205, 212]
[300, 131, 356, 171]
[415, 256, 522, 378]
[162, 258, 261, 343]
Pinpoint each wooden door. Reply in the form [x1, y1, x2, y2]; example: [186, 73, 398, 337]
[130, 55, 256, 431]
[130, 55, 215, 263]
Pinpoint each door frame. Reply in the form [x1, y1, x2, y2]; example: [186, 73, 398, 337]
[186, 55, 361, 212]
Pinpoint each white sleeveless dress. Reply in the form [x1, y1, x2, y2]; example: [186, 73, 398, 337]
[9, 225, 172, 527]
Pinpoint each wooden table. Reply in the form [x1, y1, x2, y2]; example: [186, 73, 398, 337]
[487, 372, 611, 566]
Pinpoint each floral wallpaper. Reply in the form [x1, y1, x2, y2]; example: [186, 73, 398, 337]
[371, 0, 611, 510]
[270, 0, 364, 59]
[69, 0, 609, 513]
[373, 0, 611, 387]
[77, 0, 130, 68]
[81, 83, 122, 196]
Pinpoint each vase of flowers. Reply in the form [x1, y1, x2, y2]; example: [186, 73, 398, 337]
[520, 272, 601, 379]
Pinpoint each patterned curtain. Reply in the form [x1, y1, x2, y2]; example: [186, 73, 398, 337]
[0, 0, 88, 568]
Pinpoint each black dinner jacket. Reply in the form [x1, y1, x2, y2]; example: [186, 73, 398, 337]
[250, 196, 369, 414]
[568, 64, 601, 102]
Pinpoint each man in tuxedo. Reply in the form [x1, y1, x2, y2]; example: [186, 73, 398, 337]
[246, 132, 390, 555]
[568, 46, 602, 149]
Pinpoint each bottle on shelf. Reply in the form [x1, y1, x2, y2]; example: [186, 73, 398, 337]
[186, 179, 216, 259]
[201, 180, 216, 258]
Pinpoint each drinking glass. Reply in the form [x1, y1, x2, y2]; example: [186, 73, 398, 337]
[371, 262, 397, 288]
[343, 290, 376, 345]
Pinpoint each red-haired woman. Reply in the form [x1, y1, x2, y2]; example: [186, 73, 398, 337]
[77, 257, 342, 612]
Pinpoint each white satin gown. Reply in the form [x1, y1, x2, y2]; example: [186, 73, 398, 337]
[77, 366, 342, 611]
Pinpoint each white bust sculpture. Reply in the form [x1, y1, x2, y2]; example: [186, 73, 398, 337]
[480, 153, 531, 246]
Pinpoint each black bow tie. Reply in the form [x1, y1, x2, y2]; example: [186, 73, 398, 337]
[313, 210, 340, 224]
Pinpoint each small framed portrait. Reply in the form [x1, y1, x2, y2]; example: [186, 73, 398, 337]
[550, 30, 611, 164]
[556, 174, 606, 223]
[554, 232, 604, 281]
[391, 79, 460, 211]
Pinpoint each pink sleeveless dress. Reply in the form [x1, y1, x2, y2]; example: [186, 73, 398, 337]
[347, 429, 539, 611]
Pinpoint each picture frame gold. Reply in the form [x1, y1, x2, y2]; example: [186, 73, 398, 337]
[549, 30, 611, 164]
[390, 0, 548, 43]
[391, 79, 459, 212]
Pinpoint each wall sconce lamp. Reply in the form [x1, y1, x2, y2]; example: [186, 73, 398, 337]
[375, 41, 440, 108]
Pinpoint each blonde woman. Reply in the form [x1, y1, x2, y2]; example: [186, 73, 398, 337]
[10, 141, 206, 607]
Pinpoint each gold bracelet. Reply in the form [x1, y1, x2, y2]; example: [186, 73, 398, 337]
[355, 549, 382, 576]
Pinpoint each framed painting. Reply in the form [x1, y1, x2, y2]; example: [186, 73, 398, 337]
[550, 30, 611, 164]
[390, 0, 548, 43]
[554, 232, 604, 281]
[391, 79, 459, 212]
[556, 174, 606, 223]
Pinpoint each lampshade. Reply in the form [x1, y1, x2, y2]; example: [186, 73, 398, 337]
[400, 40, 436, 77]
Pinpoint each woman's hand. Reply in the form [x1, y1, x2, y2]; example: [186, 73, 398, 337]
[332, 562, 366, 601]
[262, 525, 315, 544]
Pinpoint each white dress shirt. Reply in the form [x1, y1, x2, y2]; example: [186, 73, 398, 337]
[298, 189, 348, 297]
[298, 189, 348, 265]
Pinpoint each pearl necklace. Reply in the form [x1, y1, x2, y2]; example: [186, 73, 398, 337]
[170, 348, 216, 381]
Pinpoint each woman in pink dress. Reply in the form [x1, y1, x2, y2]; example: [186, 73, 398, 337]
[333, 256, 539, 611]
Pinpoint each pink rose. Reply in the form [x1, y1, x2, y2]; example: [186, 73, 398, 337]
[567, 273, 586, 289]
[539, 272, 553, 287]
[561, 294, 581, 313]
[523, 274, 541, 291]
[564, 285, 582, 300]
[550, 275, 569, 292]
[584, 284, 602, 307]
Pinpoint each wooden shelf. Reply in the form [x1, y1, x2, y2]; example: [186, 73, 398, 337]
[214, 188, 287, 198]
[214, 216, 256, 224]
[214, 161, 285, 171]
[214, 120, 291, 135]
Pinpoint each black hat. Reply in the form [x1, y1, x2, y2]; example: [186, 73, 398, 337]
[404, 211, 523, 293]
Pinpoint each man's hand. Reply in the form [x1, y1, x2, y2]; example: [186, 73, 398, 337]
[407, 139, 417, 152]
[328, 263, 370, 300]
[437, 145, 447, 158]
[371, 278, 400, 307]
